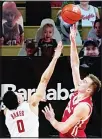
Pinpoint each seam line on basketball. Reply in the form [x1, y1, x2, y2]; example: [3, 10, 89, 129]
[62, 11, 81, 22]
[62, 10, 81, 16]
[62, 15, 78, 22]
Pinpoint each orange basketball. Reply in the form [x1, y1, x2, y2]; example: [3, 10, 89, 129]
[61, 4, 82, 24]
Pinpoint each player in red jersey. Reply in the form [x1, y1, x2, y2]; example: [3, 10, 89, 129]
[42, 24, 101, 138]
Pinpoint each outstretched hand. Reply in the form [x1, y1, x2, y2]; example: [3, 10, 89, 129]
[42, 103, 55, 122]
[70, 24, 77, 43]
[53, 41, 63, 59]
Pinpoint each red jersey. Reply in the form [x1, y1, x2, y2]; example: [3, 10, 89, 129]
[59, 91, 93, 138]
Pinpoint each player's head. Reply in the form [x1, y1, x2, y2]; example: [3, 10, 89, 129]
[78, 74, 101, 96]
[2, 90, 19, 110]
[43, 24, 54, 41]
[83, 40, 99, 57]
[94, 19, 101, 37]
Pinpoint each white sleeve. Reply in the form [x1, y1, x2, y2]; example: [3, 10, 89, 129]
[94, 7, 98, 14]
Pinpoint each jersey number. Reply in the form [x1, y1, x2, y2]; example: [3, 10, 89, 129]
[17, 120, 25, 133]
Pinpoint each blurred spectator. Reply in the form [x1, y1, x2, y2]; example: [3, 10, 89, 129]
[79, 39, 100, 57]
[56, 11, 82, 45]
[2, 2, 24, 45]
[83, 40, 99, 57]
[87, 19, 101, 47]
[25, 39, 38, 56]
[35, 18, 61, 57]
[38, 23, 57, 57]
[18, 39, 39, 56]
[79, 39, 100, 68]
[77, 1, 100, 27]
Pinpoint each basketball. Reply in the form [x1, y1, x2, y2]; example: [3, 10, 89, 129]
[61, 4, 82, 24]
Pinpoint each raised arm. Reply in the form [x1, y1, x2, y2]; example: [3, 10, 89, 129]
[29, 41, 63, 106]
[70, 24, 81, 89]
[42, 103, 90, 134]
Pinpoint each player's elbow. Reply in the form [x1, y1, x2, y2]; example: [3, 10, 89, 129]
[59, 125, 69, 134]
[60, 129, 66, 134]
[60, 128, 69, 134]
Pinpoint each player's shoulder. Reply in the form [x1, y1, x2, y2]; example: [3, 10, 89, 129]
[73, 102, 91, 121]
[75, 102, 90, 113]
[18, 101, 32, 112]
[73, 102, 90, 119]
[19, 101, 29, 108]
[20, 101, 28, 105]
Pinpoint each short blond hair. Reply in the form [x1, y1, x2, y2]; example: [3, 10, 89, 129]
[88, 74, 101, 95]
